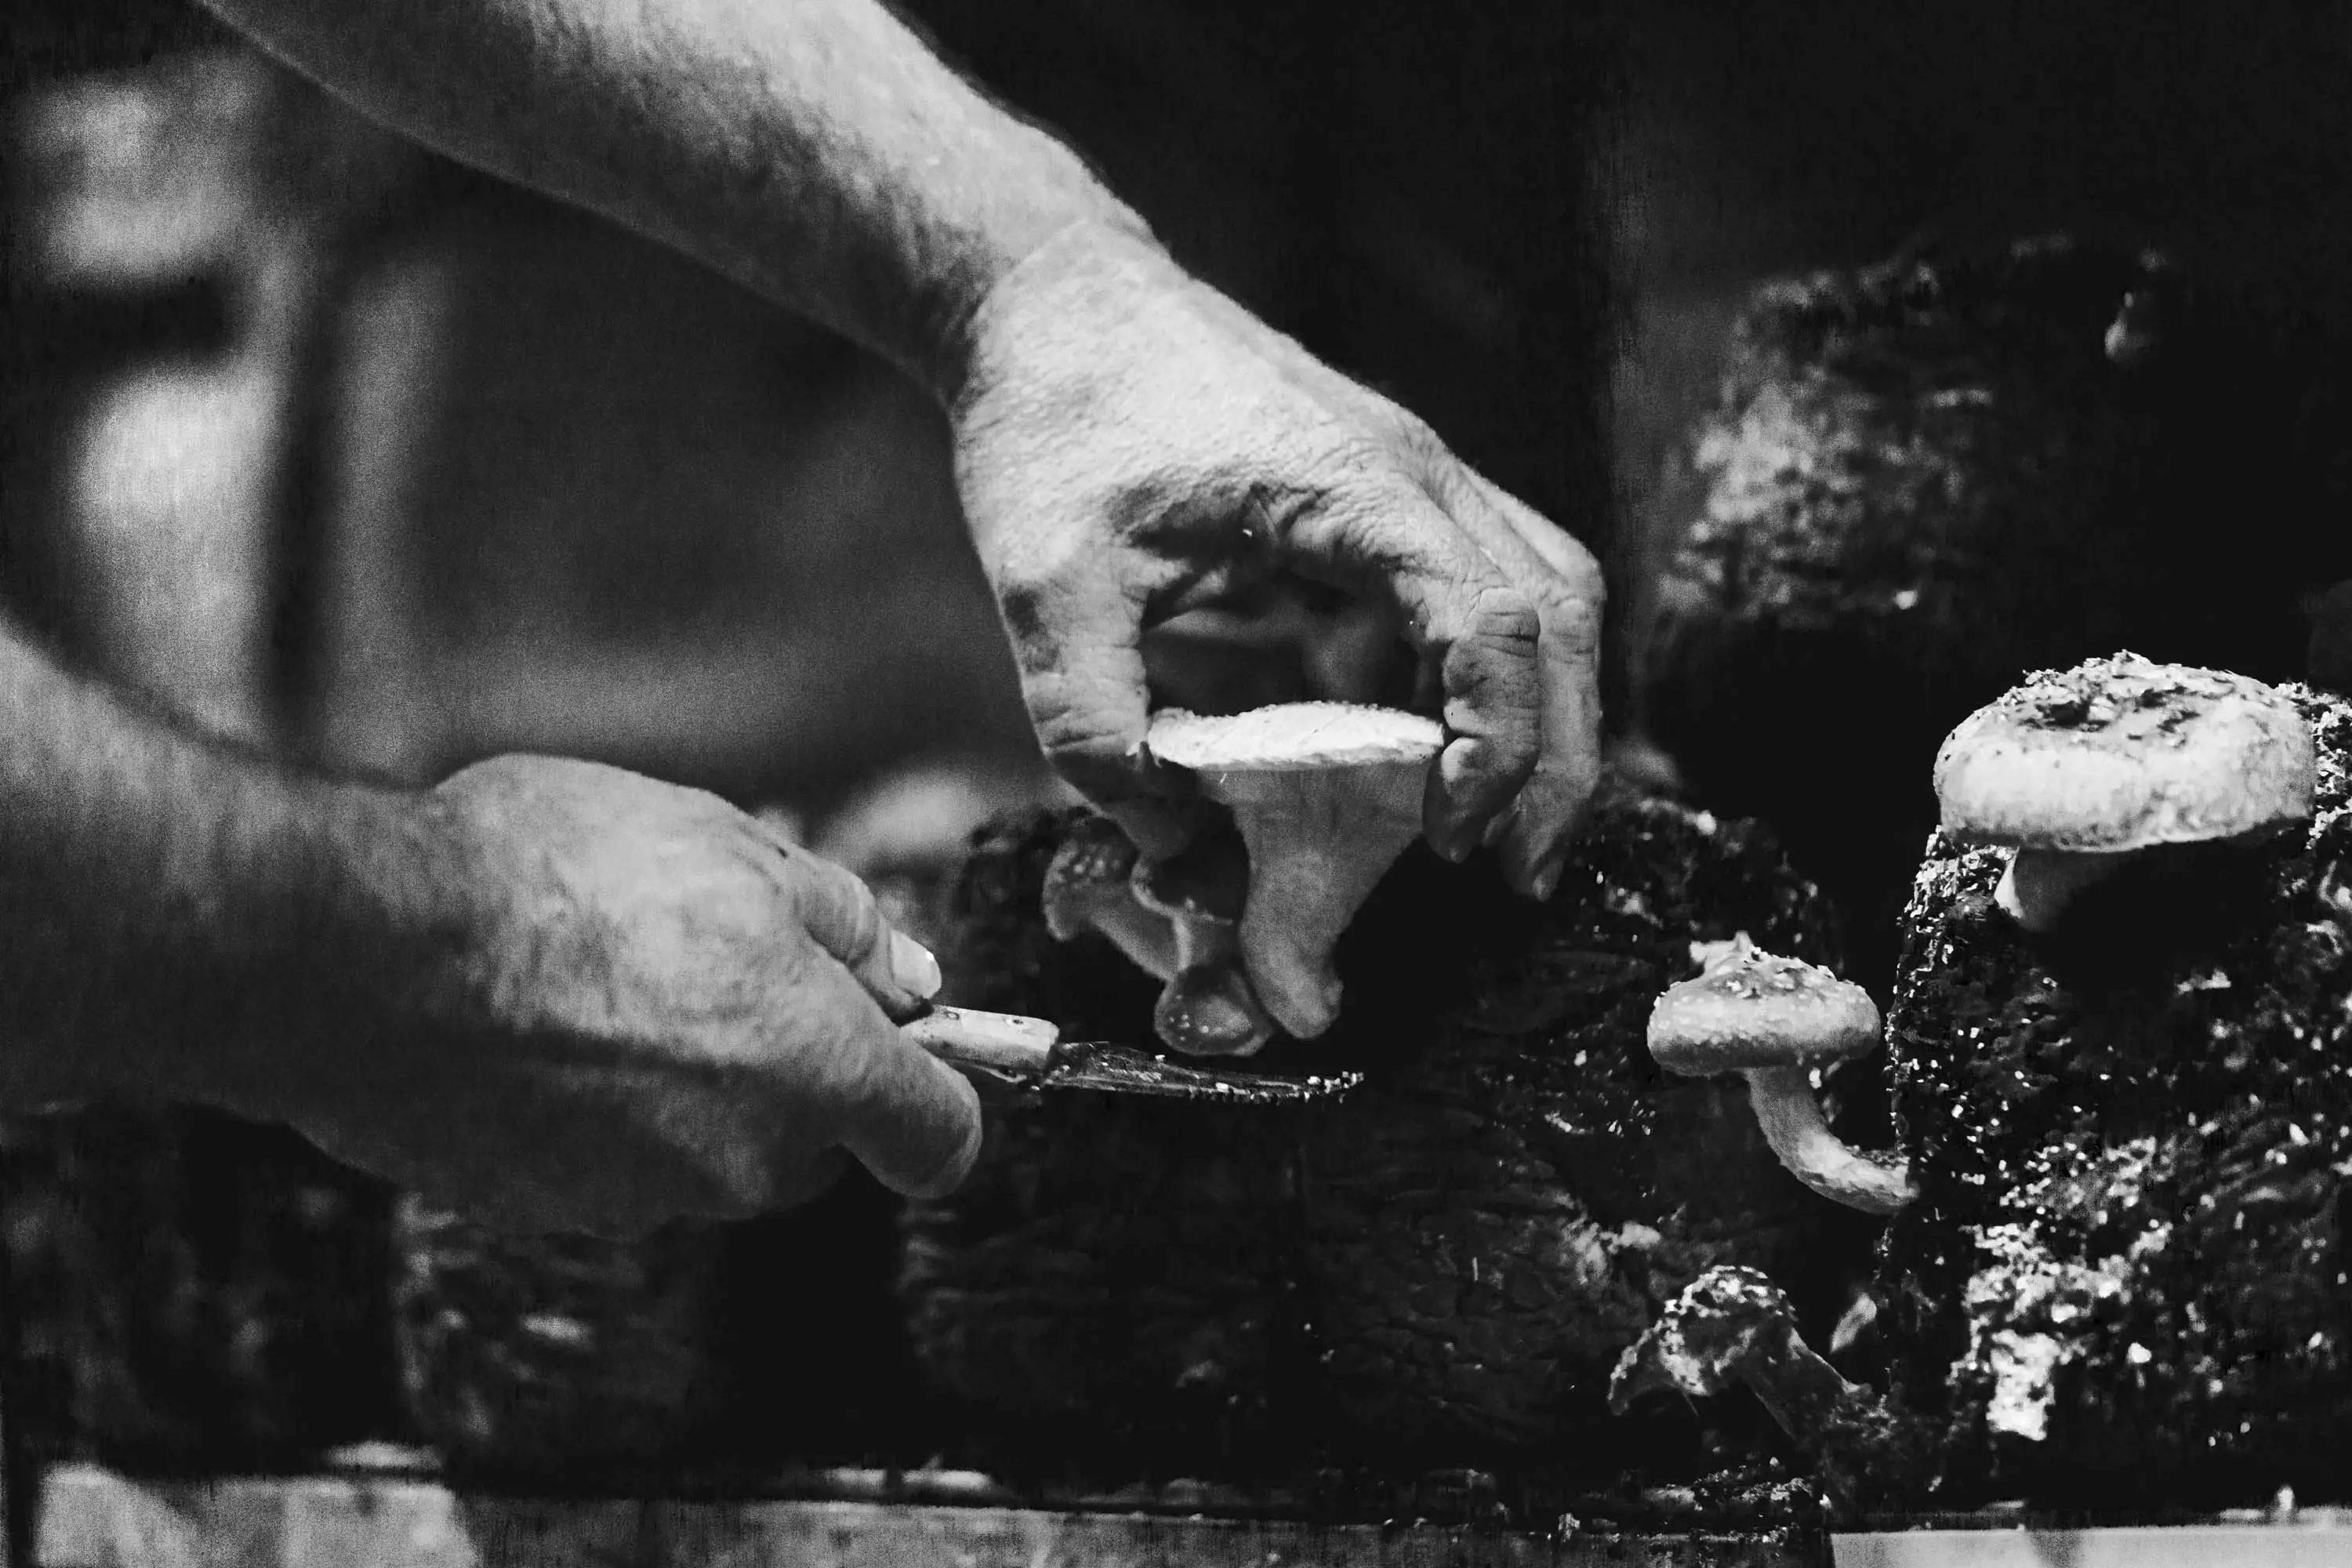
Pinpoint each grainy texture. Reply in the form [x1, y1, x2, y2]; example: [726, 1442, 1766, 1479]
[29, 1466, 1825, 1567]
[0, 1106, 397, 1471]
[901, 777, 1882, 1504]
[388, 1198, 731, 1479]
[1878, 683, 2352, 1510]
[1636, 235, 2352, 994]
[1931, 655, 2314, 853]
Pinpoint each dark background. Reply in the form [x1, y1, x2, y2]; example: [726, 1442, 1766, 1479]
[8, 0, 2352, 818]
[5, 0, 2352, 1519]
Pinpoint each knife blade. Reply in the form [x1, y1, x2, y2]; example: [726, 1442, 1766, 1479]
[902, 1005, 1359, 1105]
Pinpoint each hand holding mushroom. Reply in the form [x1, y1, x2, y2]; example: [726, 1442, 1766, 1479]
[952, 230, 1606, 1053]
[1042, 702, 1443, 1054]
[1145, 703, 1445, 1044]
[956, 229, 1604, 896]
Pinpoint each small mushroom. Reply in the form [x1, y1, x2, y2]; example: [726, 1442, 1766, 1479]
[1609, 1265, 1868, 1442]
[1130, 835, 1276, 1057]
[1647, 935, 1915, 1216]
[1040, 815, 1276, 1056]
[1144, 702, 1444, 1040]
[1041, 815, 1179, 981]
[1609, 1265, 1933, 1517]
[1932, 652, 2317, 933]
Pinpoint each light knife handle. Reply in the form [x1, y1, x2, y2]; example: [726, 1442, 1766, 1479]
[902, 1005, 1060, 1077]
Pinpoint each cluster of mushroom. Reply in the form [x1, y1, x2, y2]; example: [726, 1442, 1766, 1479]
[1040, 656, 2318, 1240]
[1042, 702, 1445, 1056]
[1640, 653, 2323, 1218]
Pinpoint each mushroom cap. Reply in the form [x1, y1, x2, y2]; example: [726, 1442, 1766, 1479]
[1647, 940, 1881, 1075]
[1145, 702, 1444, 774]
[1933, 652, 2315, 852]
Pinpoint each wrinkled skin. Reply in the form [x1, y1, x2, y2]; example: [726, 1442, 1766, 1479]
[952, 225, 1606, 926]
[260, 757, 982, 1240]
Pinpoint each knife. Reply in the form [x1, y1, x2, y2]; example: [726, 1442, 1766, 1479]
[902, 1005, 1360, 1105]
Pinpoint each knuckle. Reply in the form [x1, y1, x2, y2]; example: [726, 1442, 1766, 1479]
[994, 566, 1076, 656]
[992, 543, 1112, 659]
[1462, 582, 1541, 649]
[1025, 683, 1145, 785]
[785, 848, 886, 966]
[834, 879, 888, 970]
[1543, 586, 1603, 658]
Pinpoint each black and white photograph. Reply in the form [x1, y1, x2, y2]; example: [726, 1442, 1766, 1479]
[2, 2, 2350, 1563]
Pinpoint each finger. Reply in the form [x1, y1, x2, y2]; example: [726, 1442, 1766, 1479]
[1433, 469, 1607, 895]
[1281, 478, 1541, 858]
[801, 958, 986, 1200]
[997, 561, 1195, 860]
[765, 833, 944, 1014]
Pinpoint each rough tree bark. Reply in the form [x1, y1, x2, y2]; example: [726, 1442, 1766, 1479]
[900, 775, 1880, 1505]
[1878, 684, 2352, 1510]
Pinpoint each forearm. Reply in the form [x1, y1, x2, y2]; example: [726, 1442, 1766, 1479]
[200, 0, 1150, 397]
[0, 626, 437, 1116]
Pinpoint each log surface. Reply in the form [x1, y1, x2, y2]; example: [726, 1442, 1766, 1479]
[902, 778, 1877, 1498]
[1636, 235, 2352, 993]
[1878, 684, 2352, 1508]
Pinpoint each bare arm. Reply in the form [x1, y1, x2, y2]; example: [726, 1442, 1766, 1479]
[0, 622, 422, 1113]
[198, 0, 1149, 396]
[199, 0, 1610, 1047]
[0, 620, 980, 1234]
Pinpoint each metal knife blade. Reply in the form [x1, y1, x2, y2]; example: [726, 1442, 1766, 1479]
[902, 1005, 1359, 1105]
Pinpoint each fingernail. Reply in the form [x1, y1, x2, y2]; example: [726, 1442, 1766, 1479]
[891, 931, 943, 999]
[1531, 860, 1563, 902]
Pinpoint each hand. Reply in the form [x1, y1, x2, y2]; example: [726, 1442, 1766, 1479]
[266, 756, 982, 1239]
[948, 224, 1604, 985]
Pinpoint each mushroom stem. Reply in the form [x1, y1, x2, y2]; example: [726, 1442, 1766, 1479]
[1131, 839, 1276, 1056]
[1218, 764, 1425, 1039]
[1994, 846, 2132, 933]
[1741, 1065, 1917, 1216]
[1079, 897, 1183, 982]
[1152, 911, 1276, 1058]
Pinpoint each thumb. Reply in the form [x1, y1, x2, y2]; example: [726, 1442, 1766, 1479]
[771, 835, 983, 1200]
[800, 957, 985, 1200]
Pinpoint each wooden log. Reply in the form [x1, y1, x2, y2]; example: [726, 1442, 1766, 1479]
[901, 775, 1878, 1501]
[387, 1200, 731, 1479]
[0, 1106, 395, 1470]
[28, 1464, 1822, 1568]
[1877, 683, 2352, 1509]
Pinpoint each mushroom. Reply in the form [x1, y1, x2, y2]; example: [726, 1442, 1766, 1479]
[1041, 814, 1179, 981]
[1932, 652, 2317, 933]
[1647, 934, 1915, 1215]
[1609, 1265, 1869, 1443]
[1143, 702, 1445, 1040]
[1609, 1265, 1932, 1516]
[1128, 834, 1276, 1057]
[1040, 815, 1276, 1056]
